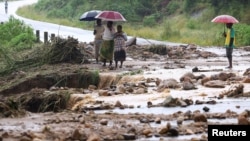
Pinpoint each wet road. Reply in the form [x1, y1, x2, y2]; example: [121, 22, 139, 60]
[0, 0, 93, 43]
[1, 2, 250, 140]
[1, 0, 250, 117]
[1, 0, 250, 115]
[0, 0, 184, 46]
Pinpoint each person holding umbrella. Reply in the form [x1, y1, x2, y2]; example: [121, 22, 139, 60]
[211, 15, 238, 69]
[93, 19, 104, 63]
[223, 23, 235, 69]
[95, 11, 126, 67]
[100, 21, 116, 67]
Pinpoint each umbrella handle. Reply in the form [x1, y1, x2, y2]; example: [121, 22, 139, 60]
[224, 24, 225, 33]
[223, 24, 226, 37]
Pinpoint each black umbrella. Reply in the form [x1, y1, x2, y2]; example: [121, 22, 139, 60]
[79, 10, 102, 21]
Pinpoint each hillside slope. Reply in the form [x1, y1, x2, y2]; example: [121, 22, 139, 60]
[17, 0, 250, 46]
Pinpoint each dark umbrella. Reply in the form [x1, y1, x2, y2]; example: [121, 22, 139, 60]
[79, 10, 102, 21]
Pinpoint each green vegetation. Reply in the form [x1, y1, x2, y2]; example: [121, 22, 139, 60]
[0, 16, 36, 50]
[16, 0, 250, 46]
[0, 16, 37, 71]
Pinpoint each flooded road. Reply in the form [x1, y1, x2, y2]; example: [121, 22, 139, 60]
[0, 45, 249, 140]
[95, 98, 250, 115]
[93, 46, 250, 113]
[0, 1, 250, 141]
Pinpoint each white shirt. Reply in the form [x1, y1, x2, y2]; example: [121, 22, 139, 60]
[102, 25, 115, 40]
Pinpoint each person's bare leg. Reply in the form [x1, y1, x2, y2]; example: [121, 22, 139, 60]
[115, 61, 118, 68]
[226, 48, 233, 69]
[229, 56, 232, 68]
[103, 59, 106, 66]
[120, 61, 123, 68]
[109, 60, 112, 66]
[96, 58, 98, 64]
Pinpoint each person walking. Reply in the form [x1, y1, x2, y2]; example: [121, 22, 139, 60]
[5, 0, 8, 14]
[100, 21, 116, 67]
[223, 23, 235, 69]
[113, 25, 127, 69]
[93, 19, 104, 64]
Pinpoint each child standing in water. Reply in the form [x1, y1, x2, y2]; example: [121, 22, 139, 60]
[113, 25, 127, 69]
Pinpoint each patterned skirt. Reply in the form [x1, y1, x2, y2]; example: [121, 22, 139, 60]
[114, 49, 126, 61]
[100, 40, 114, 61]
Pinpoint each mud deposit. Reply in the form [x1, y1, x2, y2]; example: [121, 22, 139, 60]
[0, 43, 250, 141]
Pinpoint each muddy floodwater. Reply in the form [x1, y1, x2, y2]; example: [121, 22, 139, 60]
[1, 1, 249, 140]
[0, 45, 250, 141]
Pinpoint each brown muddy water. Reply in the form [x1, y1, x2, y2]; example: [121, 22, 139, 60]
[0, 46, 250, 141]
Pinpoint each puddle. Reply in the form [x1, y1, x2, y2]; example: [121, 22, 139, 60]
[95, 98, 250, 115]
[1, 45, 249, 141]
[0, 114, 43, 132]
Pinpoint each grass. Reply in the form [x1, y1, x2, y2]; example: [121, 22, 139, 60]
[17, 5, 92, 30]
[126, 26, 162, 40]
[16, 5, 225, 47]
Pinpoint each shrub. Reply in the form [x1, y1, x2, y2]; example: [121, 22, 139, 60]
[0, 16, 36, 50]
[235, 24, 250, 46]
[143, 15, 157, 27]
[187, 20, 196, 29]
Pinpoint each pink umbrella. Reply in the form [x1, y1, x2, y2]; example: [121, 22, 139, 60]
[95, 10, 126, 22]
[211, 15, 239, 24]
[211, 15, 239, 32]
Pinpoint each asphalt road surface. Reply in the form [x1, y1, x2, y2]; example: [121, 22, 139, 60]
[0, 0, 183, 46]
[0, 0, 94, 43]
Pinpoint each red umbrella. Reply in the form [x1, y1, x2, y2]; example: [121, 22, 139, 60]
[95, 10, 126, 22]
[211, 15, 239, 24]
[211, 15, 239, 32]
